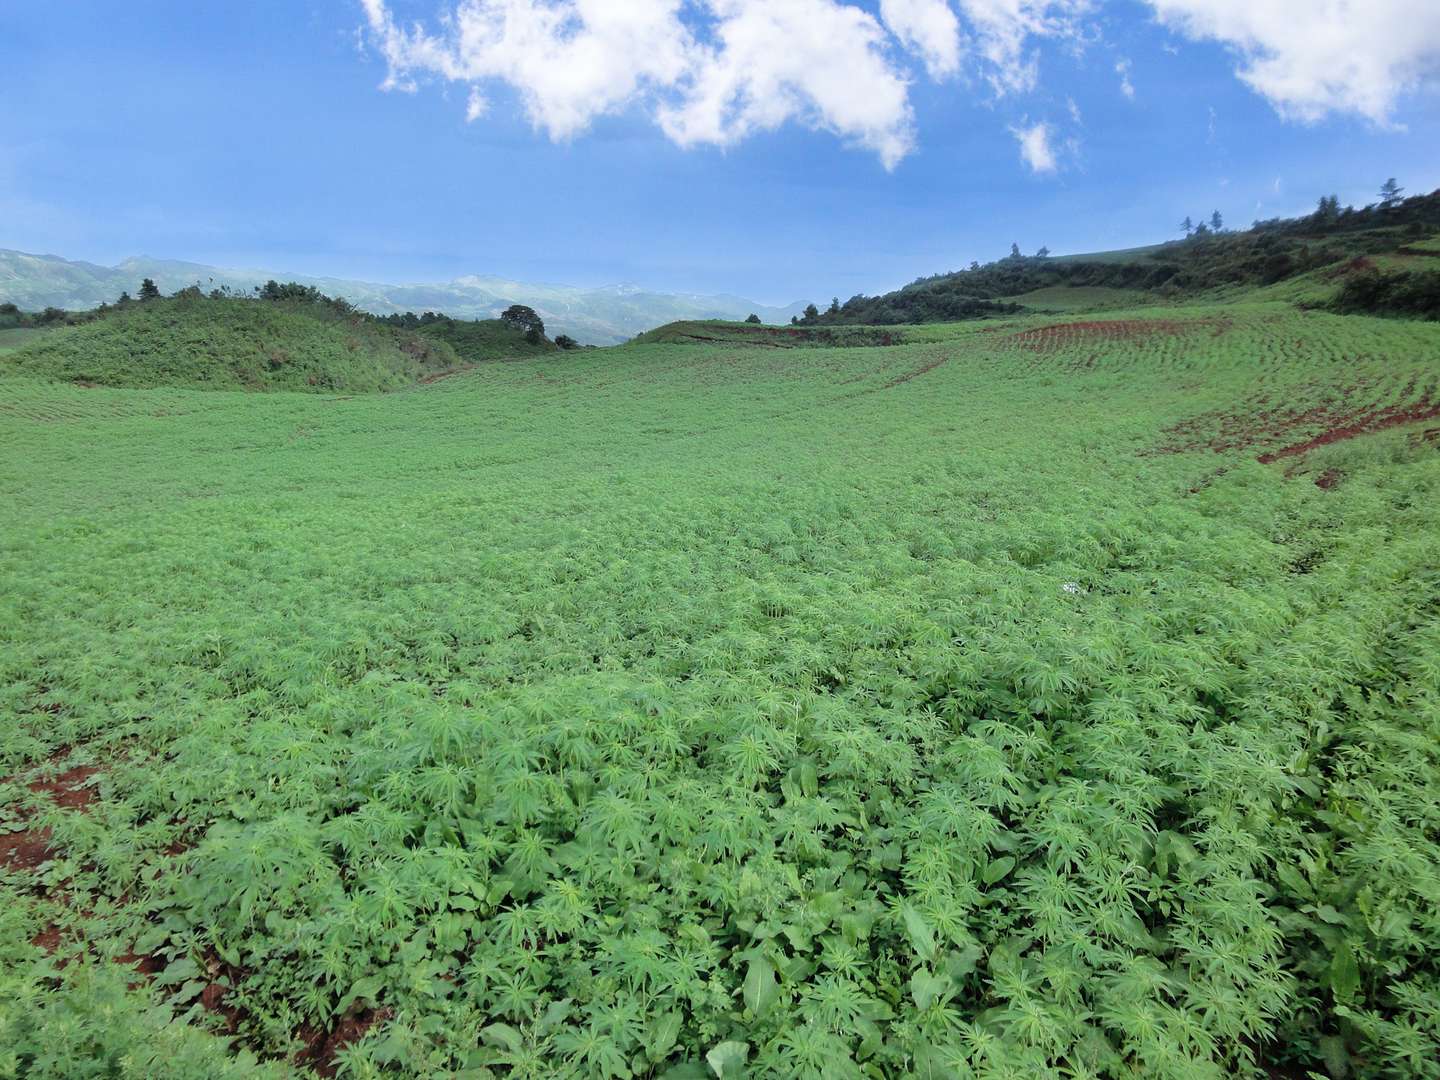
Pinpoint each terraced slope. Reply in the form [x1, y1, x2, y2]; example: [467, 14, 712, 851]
[1, 303, 1438, 1079]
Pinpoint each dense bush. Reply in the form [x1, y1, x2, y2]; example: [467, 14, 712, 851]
[1332, 269, 1440, 320]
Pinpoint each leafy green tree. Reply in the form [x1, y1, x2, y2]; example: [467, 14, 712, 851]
[116, 291, 133, 306]
[1036, 246, 1050, 258]
[802, 303, 820, 322]
[744, 313, 761, 324]
[500, 304, 545, 341]
[138, 278, 161, 301]
[1379, 178, 1404, 207]
[554, 334, 579, 350]
[1009, 242, 1022, 259]
[827, 297, 840, 315]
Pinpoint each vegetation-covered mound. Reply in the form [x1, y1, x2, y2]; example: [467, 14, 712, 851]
[1, 296, 461, 392]
[382, 311, 560, 363]
[3, 304, 1439, 1079]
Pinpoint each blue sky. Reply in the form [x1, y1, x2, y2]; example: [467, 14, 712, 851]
[3, 0, 1438, 305]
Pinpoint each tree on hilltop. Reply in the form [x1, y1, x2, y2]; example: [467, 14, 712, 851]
[802, 303, 820, 322]
[744, 313, 761, 324]
[1210, 210, 1224, 232]
[1009, 243, 1022, 259]
[499, 304, 546, 343]
[138, 278, 161, 301]
[1036, 246, 1050, 258]
[554, 334, 579, 350]
[1180, 215, 1194, 238]
[1379, 178, 1404, 207]
[827, 297, 840, 315]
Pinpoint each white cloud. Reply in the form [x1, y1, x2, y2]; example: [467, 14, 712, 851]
[879, 0, 963, 78]
[1011, 119, 1058, 172]
[953, 0, 1092, 93]
[1142, 0, 1440, 124]
[1116, 58, 1135, 98]
[657, 0, 917, 168]
[362, 0, 935, 168]
[359, 0, 1440, 168]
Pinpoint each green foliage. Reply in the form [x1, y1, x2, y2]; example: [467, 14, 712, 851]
[1331, 268, 1440, 320]
[405, 314, 557, 362]
[1, 304, 1438, 1078]
[1, 296, 460, 392]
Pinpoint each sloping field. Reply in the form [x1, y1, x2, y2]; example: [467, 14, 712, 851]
[2, 305, 1439, 1079]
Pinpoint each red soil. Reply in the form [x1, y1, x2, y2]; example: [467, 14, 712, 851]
[0, 827, 56, 871]
[296, 1008, 393, 1078]
[1257, 401, 1440, 462]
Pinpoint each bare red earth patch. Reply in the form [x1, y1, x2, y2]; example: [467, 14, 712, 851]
[296, 1008, 394, 1078]
[0, 827, 57, 871]
[1258, 401, 1440, 462]
[29, 765, 101, 811]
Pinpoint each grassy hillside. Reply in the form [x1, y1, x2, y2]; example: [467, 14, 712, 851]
[808, 189, 1440, 326]
[3, 303, 1439, 1078]
[1, 297, 461, 392]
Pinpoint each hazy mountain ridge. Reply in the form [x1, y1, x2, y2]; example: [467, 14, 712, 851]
[0, 249, 805, 345]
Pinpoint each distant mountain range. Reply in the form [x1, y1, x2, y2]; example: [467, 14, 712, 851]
[0, 249, 805, 345]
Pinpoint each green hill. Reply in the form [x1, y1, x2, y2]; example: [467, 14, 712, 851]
[1, 297, 461, 392]
[805, 189, 1440, 326]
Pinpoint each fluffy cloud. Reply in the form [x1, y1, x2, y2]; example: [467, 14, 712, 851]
[1011, 119, 1058, 172]
[360, 0, 1440, 169]
[879, 0, 963, 78]
[1143, 0, 1440, 123]
[657, 0, 917, 168]
[363, 0, 935, 168]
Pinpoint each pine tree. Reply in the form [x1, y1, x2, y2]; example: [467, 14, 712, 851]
[1180, 216, 1194, 238]
[1210, 210, 1223, 232]
[1009, 243, 1022, 259]
[138, 278, 161, 301]
[1379, 178, 1404, 207]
